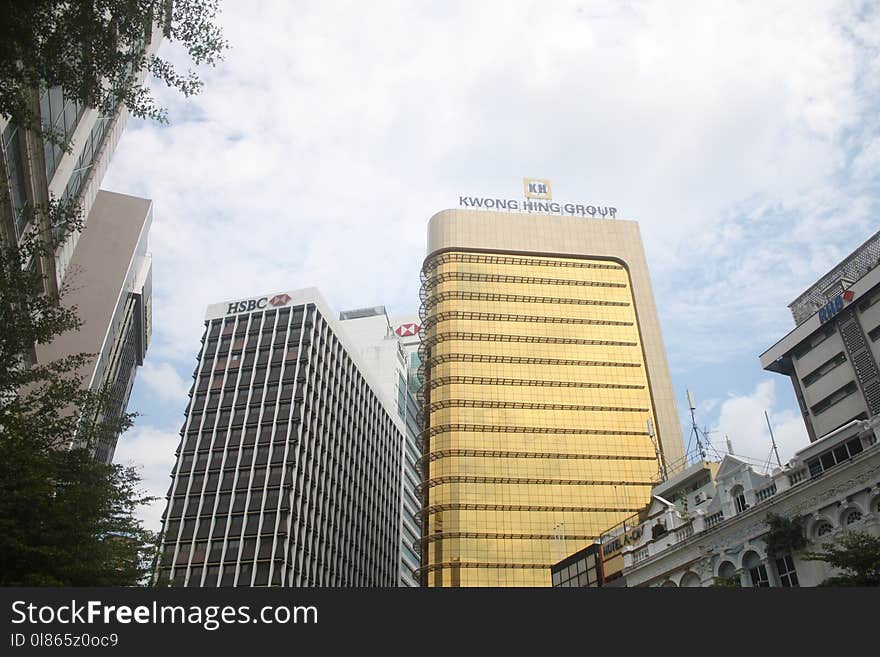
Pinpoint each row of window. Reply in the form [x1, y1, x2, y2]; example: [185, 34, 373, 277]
[807, 436, 865, 477]
[802, 351, 847, 387]
[207, 307, 304, 339]
[167, 487, 286, 517]
[40, 85, 86, 183]
[793, 324, 837, 361]
[2, 123, 29, 237]
[164, 511, 289, 543]
[181, 425, 285, 452]
[157, 560, 283, 587]
[811, 381, 858, 416]
[745, 556, 798, 588]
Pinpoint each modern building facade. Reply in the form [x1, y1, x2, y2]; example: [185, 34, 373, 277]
[338, 306, 423, 586]
[419, 207, 686, 587]
[34, 191, 152, 462]
[604, 416, 880, 587]
[761, 230, 880, 441]
[551, 542, 604, 588]
[0, 26, 162, 296]
[155, 289, 404, 587]
[0, 20, 162, 458]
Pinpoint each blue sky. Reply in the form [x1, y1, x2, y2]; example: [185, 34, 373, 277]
[102, 0, 880, 530]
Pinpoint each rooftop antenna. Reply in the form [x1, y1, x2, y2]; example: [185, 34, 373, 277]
[647, 418, 667, 481]
[765, 410, 783, 468]
[726, 435, 734, 455]
[687, 389, 707, 461]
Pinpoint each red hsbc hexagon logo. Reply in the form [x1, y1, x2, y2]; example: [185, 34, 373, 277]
[269, 293, 292, 307]
[395, 323, 420, 337]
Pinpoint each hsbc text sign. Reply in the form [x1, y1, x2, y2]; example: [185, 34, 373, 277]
[226, 293, 292, 315]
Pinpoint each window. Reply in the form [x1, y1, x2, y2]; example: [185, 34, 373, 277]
[806, 438, 866, 478]
[732, 486, 748, 514]
[858, 289, 880, 313]
[792, 324, 836, 360]
[815, 521, 834, 537]
[775, 554, 799, 587]
[749, 563, 770, 588]
[811, 381, 858, 415]
[175, 542, 191, 566]
[843, 510, 863, 526]
[802, 352, 847, 387]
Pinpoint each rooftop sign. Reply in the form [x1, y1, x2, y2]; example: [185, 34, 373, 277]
[458, 178, 618, 218]
[225, 293, 293, 315]
[818, 290, 853, 324]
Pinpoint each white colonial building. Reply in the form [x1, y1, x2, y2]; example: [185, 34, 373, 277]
[614, 416, 880, 587]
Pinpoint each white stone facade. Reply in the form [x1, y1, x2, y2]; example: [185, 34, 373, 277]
[618, 417, 880, 587]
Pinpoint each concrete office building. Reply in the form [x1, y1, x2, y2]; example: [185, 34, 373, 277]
[0, 28, 162, 295]
[155, 289, 404, 587]
[339, 306, 423, 587]
[761, 230, 880, 441]
[34, 191, 152, 463]
[419, 206, 686, 587]
[0, 22, 161, 459]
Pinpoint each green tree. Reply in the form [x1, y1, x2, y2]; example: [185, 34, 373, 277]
[0, 211, 157, 586]
[763, 512, 807, 559]
[0, 0, 227, 146]
[802, 531, 880, 587]
[709, 575, 740, 588]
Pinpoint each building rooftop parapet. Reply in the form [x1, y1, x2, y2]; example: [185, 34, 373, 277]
[787, 230, 880, 326]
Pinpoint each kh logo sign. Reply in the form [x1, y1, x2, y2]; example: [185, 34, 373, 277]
[395, 323, 420, 337]
[523, 177, 552, 200]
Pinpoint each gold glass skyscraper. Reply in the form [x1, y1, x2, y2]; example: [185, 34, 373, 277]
[419, 207, 685, 586]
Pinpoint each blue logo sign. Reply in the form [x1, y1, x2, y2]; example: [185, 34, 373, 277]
[818, 294, 844, 324]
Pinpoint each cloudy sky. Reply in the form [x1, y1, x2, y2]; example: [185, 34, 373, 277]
[104, 0, 880, 531]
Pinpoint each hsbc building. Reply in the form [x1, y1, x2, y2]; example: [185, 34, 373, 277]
[155, 288, 405, 587]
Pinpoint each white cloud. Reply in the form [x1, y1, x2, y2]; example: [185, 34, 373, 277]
[98, 2, 880, 497]
[138, 360, 191, 406]
[105, 1, 880, 364]
[114, 425, 179, 532]
[709, 379, 810, 469]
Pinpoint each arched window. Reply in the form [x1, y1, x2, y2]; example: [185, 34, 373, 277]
[680, 572, 701, 588]
[718, 561, 736, 579]
[815, 521, 834, 538]
[844, 510, 863, 526]
[732, 485, 748, 514]
[743, 550, 769, 587]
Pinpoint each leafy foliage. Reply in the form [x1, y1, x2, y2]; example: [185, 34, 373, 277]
[709, 575, 741, 588]
[0, 206, 157, 586]
[0, 0, 227, 147]
[803, 531, 880, 587]
[764, 513, 807, 558]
